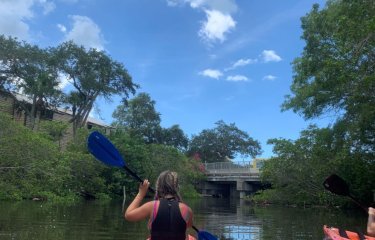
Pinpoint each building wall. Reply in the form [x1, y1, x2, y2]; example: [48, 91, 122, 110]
[0, 91, 112, 149]
[0, 93, 13, 114]
[52, 111, 75, 149]
[0, 92, 27, 125]
[252, 158, 267, 169]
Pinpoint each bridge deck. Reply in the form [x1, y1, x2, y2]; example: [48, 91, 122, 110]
[204, 161, 260, 181]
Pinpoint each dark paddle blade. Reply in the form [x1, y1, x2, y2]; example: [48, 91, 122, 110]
[323, 174, 350, 196]
[87, 131, 125, 167]
[198, 230, 218, 240]
[323, 174, 368, 212]
[192, 226, 217, 240]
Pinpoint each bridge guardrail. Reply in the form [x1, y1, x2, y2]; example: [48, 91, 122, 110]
[204, 161, 260, 178]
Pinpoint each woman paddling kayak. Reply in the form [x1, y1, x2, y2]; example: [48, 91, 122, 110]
[125, 170, 195, 240]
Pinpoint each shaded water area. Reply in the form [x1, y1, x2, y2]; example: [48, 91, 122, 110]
[0, 198, 368, 239]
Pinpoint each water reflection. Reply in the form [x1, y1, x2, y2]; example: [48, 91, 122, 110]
[0, 198, 368, 240]
[190, 198, 262, 239]
[223, 225, 261, 240]
[190, 198, 367, 240]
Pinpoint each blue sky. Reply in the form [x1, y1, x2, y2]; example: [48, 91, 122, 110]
[0, 0, 331, 160]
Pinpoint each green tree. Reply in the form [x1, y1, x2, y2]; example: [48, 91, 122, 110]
[112, 92, 161, 143]
[262, 124, 374, 205]
[161, 124, 189, 152]
[188, 120, 261, 163]
[0, 35, 21, 91]
[263, 126, 339, 205]
[260, 0, 375, 205]
[55, 41, 137, 137]
[112, 93, 189, 149]
[282, 0, 375, 152]
[0, 35, 62, 130]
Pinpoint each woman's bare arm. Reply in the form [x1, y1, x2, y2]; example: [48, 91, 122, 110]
[124, 180, 153, 222]
[368, 207, 375, 237]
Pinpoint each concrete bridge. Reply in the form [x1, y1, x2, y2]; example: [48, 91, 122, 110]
[197, 161, 263, 199]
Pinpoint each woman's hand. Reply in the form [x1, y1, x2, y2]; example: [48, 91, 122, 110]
[138, 179, 150, 198]
[124, 179, 153, 222]
[368, 207, 375, 237]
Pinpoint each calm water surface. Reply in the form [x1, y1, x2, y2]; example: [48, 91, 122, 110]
[0, 198, 367, 239]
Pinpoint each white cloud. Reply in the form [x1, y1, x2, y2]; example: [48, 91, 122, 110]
[225, 58, 257, 71]
[186, 0, 238, 14]
[187, 0, 205, 8]
[261, 50, 282, 62]
[226, 75, 249, 82]
[63, 15, 105, 50]
[57, 24, 67, 33]
[199, 68, 223, 79]
[263, 75, 277, 81]
[0, 0, 55, 40]
[39, 0, 56, 15]
[199, 9, 236, 43]
[233, 58, 256, 67]
[167, 0, 237, 44]
[166, 0, 179, 6]
[0, 0, 34, 40]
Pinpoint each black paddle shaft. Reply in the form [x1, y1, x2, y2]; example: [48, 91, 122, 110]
[123, 165, 155, 193]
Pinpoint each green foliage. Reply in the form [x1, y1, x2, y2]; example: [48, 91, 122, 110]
[0, 37, 204, 202]
[38, 120, 69, 149]
[250, 189, 286, 204]
[109, 131, 203, 198]
[0, 35, 63, 130]
[283, 0, 375, 152]
[0, 112, 74, 201]
[55, 41, 138, 138]
[188, 120, 262, 162]
[112, 92, 161, 144]
[259, 0, 375, 206]
[112, 93, 189, 150]
[66, 127, 91, 153]
[262, 125, 374, 206]
[180, 183, 201, 199]
[160, 124, 189, 152]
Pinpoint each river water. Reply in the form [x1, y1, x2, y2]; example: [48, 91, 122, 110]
[0, 198, 367, 240]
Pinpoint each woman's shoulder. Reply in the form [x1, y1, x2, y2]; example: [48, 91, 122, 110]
[178, 202, 193, 227]
[179, 202, 192, 212]
[142, 200, 156, 210]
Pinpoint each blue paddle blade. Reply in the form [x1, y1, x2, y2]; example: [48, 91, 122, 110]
[87, 131, 125, 167]
[198, 230, 217, 240]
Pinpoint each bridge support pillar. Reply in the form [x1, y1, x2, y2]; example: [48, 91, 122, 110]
[236, 180, 253, 198]
[239, 191, 246, 199]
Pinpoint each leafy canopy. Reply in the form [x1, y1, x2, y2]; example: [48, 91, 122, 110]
[188, 120, 261, 163]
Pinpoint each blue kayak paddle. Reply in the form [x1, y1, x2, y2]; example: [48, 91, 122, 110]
[87, 131, 218, 240]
